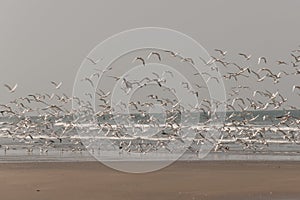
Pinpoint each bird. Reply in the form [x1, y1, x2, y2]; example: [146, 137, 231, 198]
[206, 76, 220, 84]
[164, 50, 181, 58]
[181, 57, 195, 65]
[86, 57, 103, 65]
[189, 90, 199, 97]
[162, 71, 174, 77]
[2, 47, 300, 157]
[181, 82, 190, 90]
[81, 77, 94, 88]
[89, 72, 100, 79]
[238, 53, 251, 60]
[147, 52, 161, 61]
[4, 83, 18, 93]
[292, 85, 300, 92]
[291, 53, 300, 62]
[276, 60, 287, 65]
[50, 81, 62, 89]
[198, 56, 212, 65]
[258, 57, 267, 64]
[214, 49, 227, 56]
[133, 57, 145, 66]
[107, 75, 122, 81]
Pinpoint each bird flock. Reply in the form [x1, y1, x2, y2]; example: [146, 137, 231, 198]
[1, 46, 300, 157]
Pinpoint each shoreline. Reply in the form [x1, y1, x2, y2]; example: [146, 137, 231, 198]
[1, 161, 300, 200]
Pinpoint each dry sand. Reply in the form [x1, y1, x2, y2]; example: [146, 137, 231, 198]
[1, 161, 300, 200]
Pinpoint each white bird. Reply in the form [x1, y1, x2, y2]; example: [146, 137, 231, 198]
[133, 57, 145, 66]
[258, 57, 267, 64]
[51, 81, 62, 89]
[181, 82, 190, 90]
[86, 57, 103, 65]
[181, 57, 195, 65]
[276, 60, 287, 65]
[82, 77, 94, 88]
[108, 75, 121, 81]
[206, 76, 220, 84]
[162, 70, 174, 77]
[238, 53, 251, 60]
[4, 83, 18, 93]
[147, 52, 161, 61]
[291, 53, 300, 62]
[214, 49, 227, 56]
[292, 85, 300, 92]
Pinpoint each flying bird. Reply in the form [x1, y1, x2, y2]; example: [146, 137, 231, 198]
[81, 77, 94, 88]
[133, 57, 145, 66]
[147, 52, 161, 61]
[276, 60, 287, 65]
[107, 75, 121, 81]
[258, 57, 267, 64]
[291, 53, 300, 62]
[214, 49, 227, 56]
[86, 57, 103, 65]
[292, 85, 300, 92]
[4, 83, 18, 93]
[238, 53, 251, 60]
[181, 57, 195, 65]
[162, 71, 174, 77]
[51, 81, 62, 89]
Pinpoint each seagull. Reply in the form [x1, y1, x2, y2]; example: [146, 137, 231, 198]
[81, 77, 94, 88]
[147, 52, 161, 61]
[206, 76, 220, 84]
[198, 56, 212, 65]
[291, 53, 300, 62]
[133, 57, 145, 66]
[107, 75, 121, 81]
[50, 81, 62, 89]
[189, 90, 199, 97]
[181, 57, 195, 65]
[162, 70, 174, 77]
[214, 49, 227, 56]
[152, 72, 160, 79]
[276, 60, 287, 65]
[258, 57, 267, 64]
[195, 84, 207, 90]
[257, 68, 275, 76]
[181, 82, 190, 90]
[164, 50, 181, 58]
[292, 85, 300, 92]
[86, 57, 103, 65]
[89, 72, 100, 79]
[291, 62, 299, 68]
[4, 83, 18, 93]
[238, 53, 251, 60]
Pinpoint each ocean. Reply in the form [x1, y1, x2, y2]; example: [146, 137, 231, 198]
[1, 110, 300, 163]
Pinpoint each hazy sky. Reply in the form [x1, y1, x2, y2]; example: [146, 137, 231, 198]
[0, 0, 300, 106]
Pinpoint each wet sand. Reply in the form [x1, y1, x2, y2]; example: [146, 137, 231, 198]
[1, 161, 300, 200]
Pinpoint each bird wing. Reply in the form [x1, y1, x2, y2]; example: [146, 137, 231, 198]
[4, 84, 12, 91]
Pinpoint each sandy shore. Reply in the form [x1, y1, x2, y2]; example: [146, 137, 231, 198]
[1, 161, 300, 200]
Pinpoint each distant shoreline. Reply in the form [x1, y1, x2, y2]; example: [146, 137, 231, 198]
[1, 161, 300, 200]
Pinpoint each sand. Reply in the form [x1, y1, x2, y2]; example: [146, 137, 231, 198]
[1, 161, 300, 200]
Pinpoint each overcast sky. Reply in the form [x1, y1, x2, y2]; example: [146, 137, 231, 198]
[0, 0, 299, 107]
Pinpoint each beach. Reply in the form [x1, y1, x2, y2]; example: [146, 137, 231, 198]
[1, 161, 300, 200]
